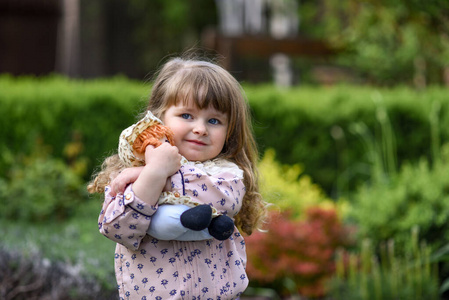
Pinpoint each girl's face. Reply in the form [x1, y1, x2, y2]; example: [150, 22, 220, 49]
[161, 100, 228, 162]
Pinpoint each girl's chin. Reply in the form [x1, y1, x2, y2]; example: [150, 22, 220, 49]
[184, 155, 206, 162]
[182, 152, 208, 162]
[180, 147, 218, 162]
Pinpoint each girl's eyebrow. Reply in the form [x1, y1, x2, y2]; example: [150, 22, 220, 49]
[211, 113, 228, 124]
[173, 103, 228, 120]
[172, 105, 194, 112]
[212, 111, 227, 119]
[205, 107, 226, 117]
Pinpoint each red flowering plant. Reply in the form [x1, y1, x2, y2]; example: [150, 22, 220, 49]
[245, 207, 354, 298]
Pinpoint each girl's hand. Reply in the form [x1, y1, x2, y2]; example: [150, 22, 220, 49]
[110, 167, 144, 196]
[132, 144, 182, 206]
[144, 143, 182, 178]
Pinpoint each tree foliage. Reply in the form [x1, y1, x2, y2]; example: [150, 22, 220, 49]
[114, 0, 216, 76]
[303, 0, 449, 86]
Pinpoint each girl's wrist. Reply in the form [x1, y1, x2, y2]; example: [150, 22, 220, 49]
[132, 165, 169, 206]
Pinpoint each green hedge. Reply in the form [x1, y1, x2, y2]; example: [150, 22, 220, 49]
[0, 75, 148, 180]
[247, 85, 449, 195]
[1, 75, 448, 195]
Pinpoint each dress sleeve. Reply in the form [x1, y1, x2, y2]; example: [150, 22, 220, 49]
[170, 164, 246, 218]
[98, 184, 158, 250]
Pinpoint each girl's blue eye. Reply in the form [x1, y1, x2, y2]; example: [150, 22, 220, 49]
[181, 113, 191, 119]
[209, 118, 220, 125]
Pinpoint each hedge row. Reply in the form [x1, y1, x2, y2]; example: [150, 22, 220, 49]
[1, 75, 448, 195]
[247, 85, 449, 195]
[0, 75, 148, 180]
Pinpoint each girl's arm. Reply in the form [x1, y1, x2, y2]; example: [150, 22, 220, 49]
[110, 143, 177, 196]
[98, 184, 158, 250]
[109, 166, 144, 196]
[98, 144, 181, 250]
[132, 143, 181, 206]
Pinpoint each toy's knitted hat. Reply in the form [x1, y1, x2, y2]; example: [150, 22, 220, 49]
[118, 111, 164, 167]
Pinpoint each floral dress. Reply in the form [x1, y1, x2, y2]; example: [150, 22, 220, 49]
[98, 159, 249, 300]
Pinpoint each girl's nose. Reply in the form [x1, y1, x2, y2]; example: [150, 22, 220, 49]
[193, 121, 208, 136]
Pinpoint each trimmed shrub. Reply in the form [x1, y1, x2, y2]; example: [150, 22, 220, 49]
[1, 75, 449, 195]
[246, 208, 354, 298]
[246, 85, 449, 195]
[0, 75, 148, 181]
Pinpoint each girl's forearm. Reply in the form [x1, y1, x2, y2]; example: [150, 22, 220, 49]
[132, 167, 167, 206]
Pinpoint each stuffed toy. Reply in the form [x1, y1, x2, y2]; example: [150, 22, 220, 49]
[118, 111, 235, 240]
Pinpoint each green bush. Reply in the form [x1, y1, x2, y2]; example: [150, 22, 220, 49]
[258, 148, 337, 219]
[0, 146, 87, 222]
[349, 148, 449, 251]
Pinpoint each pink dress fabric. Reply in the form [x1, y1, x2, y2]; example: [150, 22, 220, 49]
[98, 161, 248, 300]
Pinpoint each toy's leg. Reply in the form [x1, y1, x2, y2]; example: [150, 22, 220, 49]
[175, 228, 213, 241]
[180, 204, 213, 230]
[208, 215, 235, 240]
[147, 205, 189, 240]
[147, 205, 213, 241]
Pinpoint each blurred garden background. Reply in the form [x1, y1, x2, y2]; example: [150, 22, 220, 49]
[1, 0, 449, 299]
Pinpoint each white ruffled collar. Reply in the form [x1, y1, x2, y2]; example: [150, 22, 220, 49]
[184, 158, 244, 179]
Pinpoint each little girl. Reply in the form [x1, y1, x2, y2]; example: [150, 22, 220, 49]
[88, 56, 266, 299]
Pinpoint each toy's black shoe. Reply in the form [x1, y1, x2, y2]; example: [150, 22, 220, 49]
[180, 205, 212, 231]
[208, 215, 235, 241]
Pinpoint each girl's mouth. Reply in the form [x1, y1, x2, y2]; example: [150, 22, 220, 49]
[187, 139, 207, 146]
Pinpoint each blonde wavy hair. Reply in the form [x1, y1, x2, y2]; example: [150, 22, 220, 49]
[88, 56, 267, 235]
